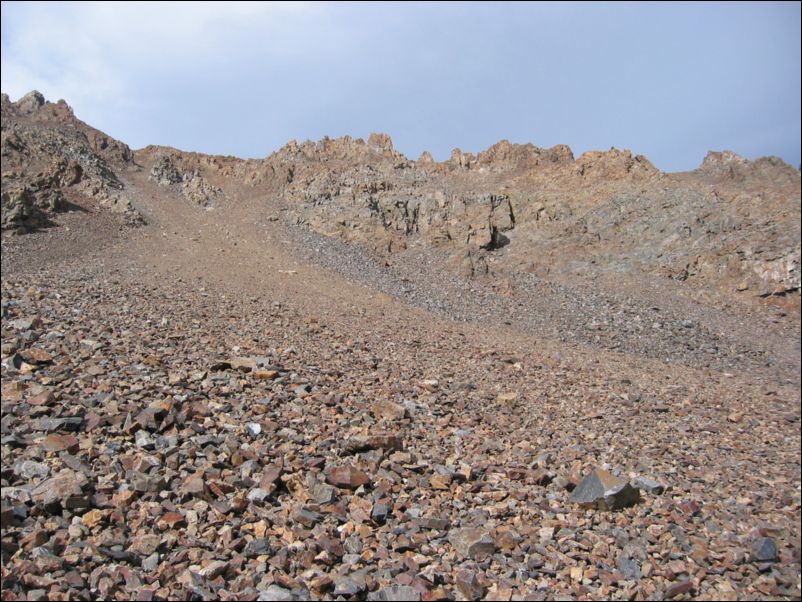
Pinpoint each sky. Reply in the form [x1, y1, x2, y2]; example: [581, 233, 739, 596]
[1, 1, 800, 172]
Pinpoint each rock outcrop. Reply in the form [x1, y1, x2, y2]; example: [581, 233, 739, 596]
[147, 153, 224, 207]
[2, 90, 799, 303]
[243, 132, 799, 299]
[1, 91, 142, 232]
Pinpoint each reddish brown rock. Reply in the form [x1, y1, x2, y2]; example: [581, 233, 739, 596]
[325, 465, 371, 489]
[41, 433, 80, 454]
[665, 580, 693, 599]
[372, 400, 408, 421]
[27, 390, 55, 406]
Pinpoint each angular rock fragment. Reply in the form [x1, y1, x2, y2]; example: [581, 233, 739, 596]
[448, 527, 497, 559]
[309, 480, 337, 504]
[21, 347, 52, 363]
[372, 399, 408, 421]
[371, 503, 389, 524]
[197, 560, 228, 579]
[12, 459, 50, 481]
[127, 534, 162, 556]
[677, 500, 701, 516]
[344, 434, 403, 454]
[634, 476, 666, 495]
[751, 537, 778, 562]
[135, 430, 156, 449]
[569, 468, 641, 510]
[617, 555, 642, 581]
[243, 538, 272, 558]
[41, 433, 80, 453]
[664, 580, 693, 599]
[334, 576, 364, 597]
[368, 585, 422, 601]
[9, 316, 42, 330]
[247, 488, 271, 503]
[30, 469, 89, 508]
[416, 516, 450, 530]
[292, 507, 322, 527]
[181, 474, 208, 498]
[81, 508, 104, 528]
[455, 569, 486, 600]
[325, 465, 371, 489]
[257, 585, 294, 601]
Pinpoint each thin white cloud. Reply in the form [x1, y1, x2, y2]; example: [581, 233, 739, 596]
[2, 2, 798, 169]
[1, 1, 321, 107]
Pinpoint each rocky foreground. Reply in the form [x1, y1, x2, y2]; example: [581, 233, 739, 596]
[2, 256, 800, 602]
[1, 91, 800, 601]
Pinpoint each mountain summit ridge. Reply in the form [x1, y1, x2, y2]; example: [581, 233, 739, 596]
[2, 90, 799, 301]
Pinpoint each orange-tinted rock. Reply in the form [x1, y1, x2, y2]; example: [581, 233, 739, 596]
[325, 465, 371, 490]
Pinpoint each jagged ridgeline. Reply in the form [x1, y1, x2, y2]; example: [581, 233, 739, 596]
[2, 91, 800, 299]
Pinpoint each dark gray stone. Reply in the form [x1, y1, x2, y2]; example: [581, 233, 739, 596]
[568, 468, 641, 510]
[371, 502, 389, 524]
[752, 537, 778, 562]
[634, 476, 666, 495]
[292, 507, 322, 527]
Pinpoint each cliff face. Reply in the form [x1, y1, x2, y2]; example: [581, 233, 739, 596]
[2, 91, 799, 300]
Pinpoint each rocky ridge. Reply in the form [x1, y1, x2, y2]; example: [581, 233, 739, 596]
[253, 134, 799, 300]
[1, 91, 142, 232]
[3, 91, 799, 303]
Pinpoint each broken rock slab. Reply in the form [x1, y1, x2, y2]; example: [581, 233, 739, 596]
[324, 465, 371, 489]
[569, 468, 641, 510]
[634, 475, 666, 495]
[30, 469, 89, 508]
[448, 527, 497, 559]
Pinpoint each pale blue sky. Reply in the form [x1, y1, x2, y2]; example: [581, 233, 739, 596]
[2, 1, 800, 171]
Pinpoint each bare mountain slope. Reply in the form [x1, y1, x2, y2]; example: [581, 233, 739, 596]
[251, 134, 800, 302]
[3, 91, 799, 304]
[1, 92, 800, 601]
